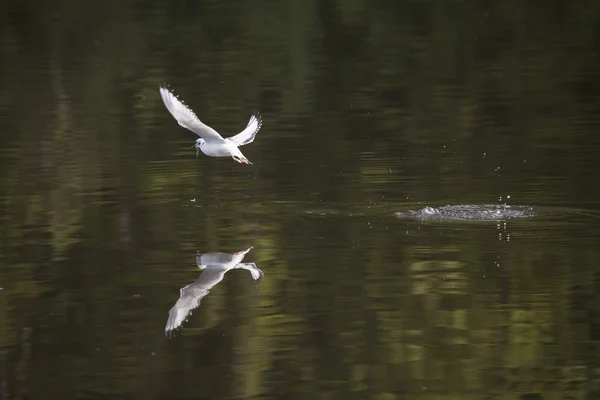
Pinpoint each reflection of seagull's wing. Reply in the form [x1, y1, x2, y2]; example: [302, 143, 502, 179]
[228, 112, 262, 146]
[165, 268, 228, 335]
[234, 263, 264, 280]
[159, 85, 226, 143]
[165, 283, 210, 334]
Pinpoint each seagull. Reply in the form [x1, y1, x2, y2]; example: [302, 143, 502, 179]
[165, 247, 263, 336]
[159, 84, 262, 165]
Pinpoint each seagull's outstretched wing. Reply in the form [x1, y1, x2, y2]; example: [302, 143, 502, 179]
[228, 112, 262, 146]
[159, 85, 226, 143]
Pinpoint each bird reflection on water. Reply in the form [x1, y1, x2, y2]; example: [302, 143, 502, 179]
[165, 247, 263, 337]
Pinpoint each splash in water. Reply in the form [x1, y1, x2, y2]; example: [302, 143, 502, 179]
[395, 205, 535, 221]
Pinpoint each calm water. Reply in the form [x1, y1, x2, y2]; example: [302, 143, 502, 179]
[2, 1, 600, 399]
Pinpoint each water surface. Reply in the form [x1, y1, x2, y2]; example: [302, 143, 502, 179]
[1, 1, 600, 399]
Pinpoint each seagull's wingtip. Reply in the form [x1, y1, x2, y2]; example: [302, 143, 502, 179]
[248, 110, 262, 129]
[160, 83, 174, 93]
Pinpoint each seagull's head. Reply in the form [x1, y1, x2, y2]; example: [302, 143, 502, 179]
[196, 251, 207, 269]
[193, 138, 204, 157]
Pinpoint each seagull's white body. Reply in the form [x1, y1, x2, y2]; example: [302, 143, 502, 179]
[165, 247, 263, 336]
[159, 85, 262, 164]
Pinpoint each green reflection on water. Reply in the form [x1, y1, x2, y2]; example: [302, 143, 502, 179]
[1, 0, 600, 399]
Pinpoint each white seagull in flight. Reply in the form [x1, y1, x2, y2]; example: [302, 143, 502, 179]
[159, 84, 262, 165]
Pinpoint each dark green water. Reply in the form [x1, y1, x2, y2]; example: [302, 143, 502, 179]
[1, 1, 600, 399]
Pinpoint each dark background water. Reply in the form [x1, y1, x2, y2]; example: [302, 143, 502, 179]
[1, 1, 600, 399]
